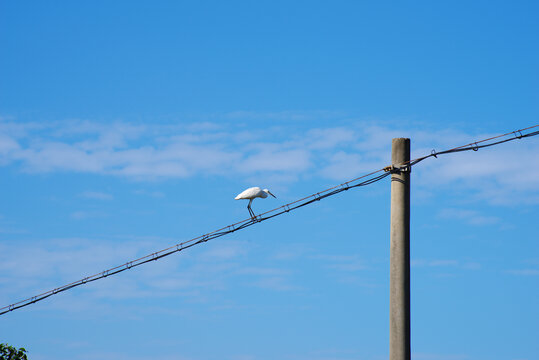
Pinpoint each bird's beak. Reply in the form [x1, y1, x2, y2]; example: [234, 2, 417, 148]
[268, 191, 276, 198]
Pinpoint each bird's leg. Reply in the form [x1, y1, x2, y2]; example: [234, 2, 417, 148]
[247, 199, 255, 220]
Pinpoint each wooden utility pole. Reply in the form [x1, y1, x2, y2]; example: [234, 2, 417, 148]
[390, 138, 411, 360]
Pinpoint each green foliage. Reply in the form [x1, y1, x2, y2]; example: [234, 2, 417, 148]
[0, 343, 28, 360]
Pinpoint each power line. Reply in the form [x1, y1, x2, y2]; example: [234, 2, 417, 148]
[1, 124, 538, 316]
[409, 124, 539, 167]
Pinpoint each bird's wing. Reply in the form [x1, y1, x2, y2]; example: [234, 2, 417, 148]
[235, 187, 261, 199]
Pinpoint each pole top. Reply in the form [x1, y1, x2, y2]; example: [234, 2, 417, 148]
[391, 138, 411, 163]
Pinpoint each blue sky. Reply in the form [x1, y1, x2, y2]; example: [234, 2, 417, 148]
[0, 1, 538, 360]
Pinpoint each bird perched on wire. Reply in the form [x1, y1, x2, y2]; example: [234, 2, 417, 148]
[235, 187, 276, 220]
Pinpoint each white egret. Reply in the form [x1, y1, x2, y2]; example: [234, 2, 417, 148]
[235, 187, 276, 219]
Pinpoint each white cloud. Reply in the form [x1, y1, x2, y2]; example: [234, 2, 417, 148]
[241, 148, 310, 173]
[1, 118, 537, 205]
[0, 134, 20, 153]
[437, 208, 500, 226]
[249, 276, 300, 292]
[134, 189, 165, 198]
[319, 151, 364, 181]
[412, 258, 481, 270]
[412, 353, 469, 360]
[235, 267, 289, 276]
[73, 351, 194, 360]
[505, 269, 539, 276]
[0, 236, 300, 310]
[70, 211, 108, 220]
[412, 259, 458, 267]
[200, 241, 248, 260]
[306, 127, 356, 150]
[79, 191, 113, 200]
[311, 254, 368, 272]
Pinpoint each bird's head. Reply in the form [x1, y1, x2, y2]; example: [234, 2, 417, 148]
[263, 189, 276, 198]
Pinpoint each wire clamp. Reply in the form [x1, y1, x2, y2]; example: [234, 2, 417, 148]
[340, 183, 350, 190]
[431, 149, 438, 158]
[385, 164, 410, 174]
[102, 270, 109, 278]
[472, 142, 479, 151]
[283, 205, 290, 213]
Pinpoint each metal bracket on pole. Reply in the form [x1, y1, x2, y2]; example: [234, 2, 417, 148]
[384, 164, 411, 174]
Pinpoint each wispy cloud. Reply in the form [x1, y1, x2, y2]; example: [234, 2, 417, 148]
[70, 211, 108, 220]
[72, 351, 194, 360]
[412, 259, 481, 270]
[79, 191, 113, 200]
[0, 237, 300, 309]
[1, 117, 537, 204]
[134, 189, 165, 198]
[412, 353, 469, 360]
[412, 259, 459, 267]
[505, 269, 539, 276]
[249, 276, 300, 292]
[437, 208, 500, 226]
[311, 254, 368, 272]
